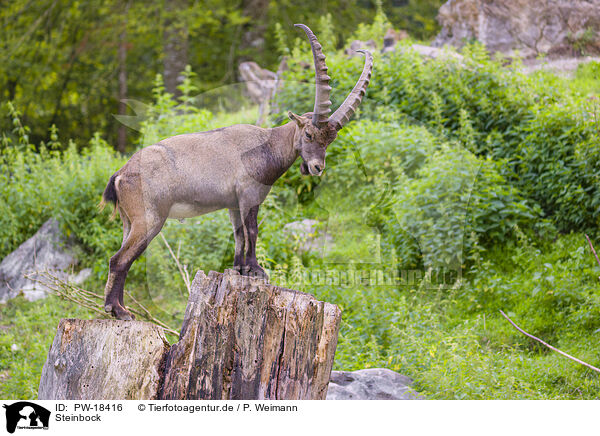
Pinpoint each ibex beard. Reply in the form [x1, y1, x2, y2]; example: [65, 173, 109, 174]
[100, 24, 373, 320]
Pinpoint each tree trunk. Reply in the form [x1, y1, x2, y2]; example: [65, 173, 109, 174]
[239, 0, 269, 62]
[117, 5, 129, 153]
[160, 270, 341, 400]
[37, 270, 341, 400]
[38, 319, 169, 400]
[162, 0, 188, 96]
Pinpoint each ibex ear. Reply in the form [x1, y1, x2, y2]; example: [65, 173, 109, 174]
[288, 111, 306, 127]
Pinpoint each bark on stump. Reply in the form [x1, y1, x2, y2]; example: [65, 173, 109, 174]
[37, 270, 341, 400]
[38, 319, 169, 400]
[160, 270, 341, 400]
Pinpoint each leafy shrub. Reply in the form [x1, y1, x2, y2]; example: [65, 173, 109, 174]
[571, 61, 600, 96]
[390, 144, 550, 269]
[0, 109, 125, 267]
[274, 39, 600, 235]
[460, 233, 600, 345]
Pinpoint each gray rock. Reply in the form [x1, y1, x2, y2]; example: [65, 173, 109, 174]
[327, 368, 422, 400]
[382, 28, 409, 54]
[345, 39, 378, 57]
[382, 38, 464, 62]
[410, 44, 464, 61]
[282, 219, 332, 255]
[239, 61, 278, 125]
[238, 61, 277, 105]
[38, 319, 170, 400]
[0, 219, 87, 303]
[433, 0, 600, 59]
[521, 55, 600, 77]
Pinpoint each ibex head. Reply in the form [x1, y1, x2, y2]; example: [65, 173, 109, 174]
[288, 24, 373, 177]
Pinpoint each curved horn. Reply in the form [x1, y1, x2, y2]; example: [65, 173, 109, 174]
[294, 23, 332, 127]
[329, 50, 373, 131]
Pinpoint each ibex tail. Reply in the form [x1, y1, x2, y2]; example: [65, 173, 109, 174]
[98, 172, 119, 220]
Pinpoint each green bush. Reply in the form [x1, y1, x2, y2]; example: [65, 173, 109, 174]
[274, 40, 600, 235]
[571, 61, 600, 96]
[0, 108, 125, 265]
[392, 144, 551, 269]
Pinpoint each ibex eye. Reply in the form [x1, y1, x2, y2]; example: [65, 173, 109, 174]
[305, 131, 312, 140]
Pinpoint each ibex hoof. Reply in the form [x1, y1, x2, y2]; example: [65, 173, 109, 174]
[242, 265, 269, 282]
[105, 303, 135, 321]
[116, 312, 135, 321]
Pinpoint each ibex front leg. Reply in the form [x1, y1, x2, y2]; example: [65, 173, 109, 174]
[242, 205, 267, 279]
[229, 208, 245, 273]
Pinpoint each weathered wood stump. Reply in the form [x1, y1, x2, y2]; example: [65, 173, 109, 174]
[160, 269, 341, 399]
[37, 269, 341, 400]
[38, 319, 169, 400]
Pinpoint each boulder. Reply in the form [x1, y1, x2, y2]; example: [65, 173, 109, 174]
[282, 219, 332, 255]
[238, 61, 277, 105]
[410, 44, 464, 61]
[521, 55, 600, 77]
[345, 39, 378, 57]
[239, 61, 279, 125]
[433, 0, 600, 59]
[0, 219, 90, 303]
[382, 28, 409, 53]
[326, 368, 422, 400]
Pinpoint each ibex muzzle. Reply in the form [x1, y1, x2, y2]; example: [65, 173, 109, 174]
[100, 24, 373, 320]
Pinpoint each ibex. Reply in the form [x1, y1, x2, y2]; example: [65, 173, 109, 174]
[100, 24, 373, 320]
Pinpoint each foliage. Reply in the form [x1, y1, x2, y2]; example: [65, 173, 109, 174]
[275, 40, 600, 236]
[0, 107, 125, 265]
[1, 0, 443, 149]
[384, 0, 445, 41]
[567, 27, 598, 56]
[312, 232, 600, 399]
[0, 296, 97, 399]
[2, 11, 600, 401]
[351, 0, 391, 44]
[570, 61, 600, 96]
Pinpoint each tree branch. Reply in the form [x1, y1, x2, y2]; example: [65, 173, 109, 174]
[24, 269, 179, 337]
[159, 232, 191, 295]
[585, 234, 600, 280]
[499, 309, 600, 373]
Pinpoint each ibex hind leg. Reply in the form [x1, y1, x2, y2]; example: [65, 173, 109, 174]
[118, 206, 131, 247]
[104, 215, 166, 320]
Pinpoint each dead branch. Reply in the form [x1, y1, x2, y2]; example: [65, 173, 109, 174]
[585, 234, 600, 281]
[24, 272, 108, 317]
[159, 232, 191, 295]
[124, 290, 179, 336]
[499, 309, 600, 374]
[24, 269, 179, 337]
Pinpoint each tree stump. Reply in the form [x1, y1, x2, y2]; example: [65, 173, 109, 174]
[38, 319, 169, 400]
[37, 270, 341, 400]
[160, 270, 341, 400]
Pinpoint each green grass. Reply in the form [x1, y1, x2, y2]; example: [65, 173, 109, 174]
[2, 232, 598, 399]
[0, 296, 97, 399]
[309, 233, 600, 399]
[570, 61, 600, 97]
